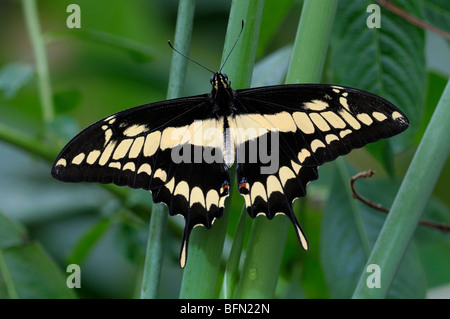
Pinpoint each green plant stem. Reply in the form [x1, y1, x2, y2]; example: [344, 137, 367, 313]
[0, 123, 56, 162]
[0, 249, 19, 299]
[140, 0, 196, 299]
[21, 0, 54, 124]
[352, 79, 450, 299]
[219, 207, 248, 298]
[178, 0, 264, 299]
[236, 0, 338, 299]
[286, 0, 338, 83]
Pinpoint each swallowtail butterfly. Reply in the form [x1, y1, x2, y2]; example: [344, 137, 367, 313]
[52, 42, 409, 269]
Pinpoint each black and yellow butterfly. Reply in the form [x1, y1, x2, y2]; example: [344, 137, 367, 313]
[52, 69, 409, 268]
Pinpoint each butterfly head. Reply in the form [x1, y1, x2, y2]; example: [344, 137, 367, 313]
[210, 72, 231, 93]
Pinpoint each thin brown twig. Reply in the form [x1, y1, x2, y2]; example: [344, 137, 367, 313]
[350, 170, 450, 233]
[377, 0, 450, 41]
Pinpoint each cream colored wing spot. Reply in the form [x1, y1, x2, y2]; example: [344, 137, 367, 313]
[154, 168, 167, 183]
[298, 148, 311, 163]
[325, 134, 339, 144]
[55, 159, 67, 167]
[264, 111, 297, 132]
[104, 115, 115, 122]
[108, 118, 116, 125]
[295, 225, 309, 250]
[291, 160, 302, 174]
[206, 189, 219, 210]
[101, 125, 108, 130]
[123, 162, 136, 172]
[123, 124, 149, 137]
[339, 129, 352, 138]
[160, 125, 187, 150]
[241, 192, 252, 209]
[332, 85, 344, 90]
[194, 118, 223, 148]
[190, 187, 205, 207]
[179, 240, 187, 269]
[230, 116, 263, 144]
[174, 181, 190, 199]
[309, 113, 331, 132]
[310, 139, 326, 152]
[188, 119, 224, 147]
[356, 113, 373, 126]
[292, 112, 315, 134]
[108, 162, 121, 169]
[99, 141, 117, 166]
[339, 109, 361, 130]
[143, 131, 161, 157]
[113, 139, 133, 160]
[72, 153, 85, 165]
[342, 92, 348, 97]
[87, 150, 101, 164]
[128, 136, 145, 159]
[137, 163, 152, 175]
[279, 166, 296, 187]
[303, 99, 329, 111]
[321, 111, 347, 129]
[218, 192, 228, 208]
[267, 175, 283, 197]
[391, 111, 403, 120]
[164, 177, 175, 194]
[104, 129, 113, 147]
[251, 181, 267, 201]
[372, 112, 387, 122]
[231, 114, 267, 132]
[339, 96, 350, 112]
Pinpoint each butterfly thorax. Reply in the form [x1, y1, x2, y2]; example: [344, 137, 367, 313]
[210, 72, 235, 117]
[208, 72, 237, 167]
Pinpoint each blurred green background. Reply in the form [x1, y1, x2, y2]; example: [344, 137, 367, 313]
[0, 0, 449, 298]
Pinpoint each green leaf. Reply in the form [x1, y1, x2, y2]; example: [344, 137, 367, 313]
[423, 0, 450, 34]
[257, 0, 296, 57]
[252, 45, 292, 87]
[0, 213, 28, 250]
[0, 63, 34, 99]
[53, 90, 82, 114]
[321, 160, 427, 298]
[329, 0, 425, 165]
[67, 217, 112, 266]
[0, 212, 77, 299]
[47, 29, 154, 63]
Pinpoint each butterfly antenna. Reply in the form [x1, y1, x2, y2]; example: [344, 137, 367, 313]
[168, 40, 215, 74]
[219, 20, 245, 73]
